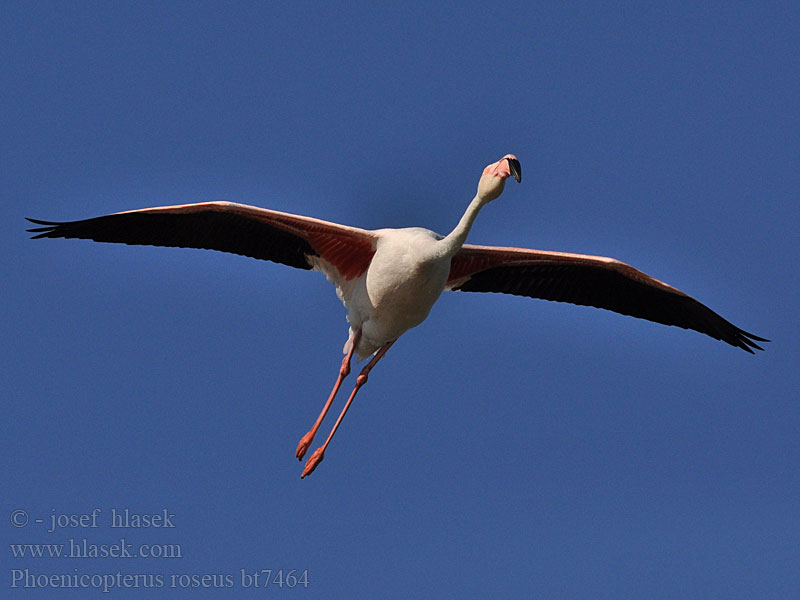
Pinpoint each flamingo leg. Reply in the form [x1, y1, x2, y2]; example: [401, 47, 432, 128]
[301, 339, 395, 478]
[296, 328, 362, 460]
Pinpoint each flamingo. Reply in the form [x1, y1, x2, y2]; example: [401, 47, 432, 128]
[26, 154, 766, 477]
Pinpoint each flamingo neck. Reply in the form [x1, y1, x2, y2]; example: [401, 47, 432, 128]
[437, 195, 488, 259]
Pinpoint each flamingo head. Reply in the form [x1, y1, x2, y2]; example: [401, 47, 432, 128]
[477, 154, 522, 202]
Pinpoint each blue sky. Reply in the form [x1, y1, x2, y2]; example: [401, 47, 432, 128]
[3, 2, 799, 598]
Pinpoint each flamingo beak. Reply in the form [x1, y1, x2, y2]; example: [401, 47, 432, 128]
[506, 157, 522, 183]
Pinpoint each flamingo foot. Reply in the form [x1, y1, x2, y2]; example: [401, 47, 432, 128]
[301, 447, 325, 478]
[296, 431, 314, 460]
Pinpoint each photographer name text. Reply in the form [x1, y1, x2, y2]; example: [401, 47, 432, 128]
[14, 508, 175, 533]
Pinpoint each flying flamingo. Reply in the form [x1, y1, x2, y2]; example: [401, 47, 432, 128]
[27, 154, 766, 477]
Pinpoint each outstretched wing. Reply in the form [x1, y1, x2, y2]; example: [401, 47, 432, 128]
[448, 244, 767, 353]
[27, 201, 377, 281]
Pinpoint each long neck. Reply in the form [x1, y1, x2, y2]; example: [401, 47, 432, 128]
[436, 195, 488, 259]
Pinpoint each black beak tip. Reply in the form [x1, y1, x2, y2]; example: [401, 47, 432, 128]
[506, 157, 522, 183]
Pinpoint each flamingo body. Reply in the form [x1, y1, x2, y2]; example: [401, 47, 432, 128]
[344, 227, 450, 358]
[26, 154, 766, 476]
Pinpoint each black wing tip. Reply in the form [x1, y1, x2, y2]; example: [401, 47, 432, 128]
[736, 329, 769, 353]
[26, 217, 64, 239]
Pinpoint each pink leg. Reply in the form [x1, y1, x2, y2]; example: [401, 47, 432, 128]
[301, 340, 395, 478]
[296, 328, 362, 460]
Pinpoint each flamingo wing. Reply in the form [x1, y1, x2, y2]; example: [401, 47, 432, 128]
[27, 201, 377, 281]
[447, 244, 767, 353]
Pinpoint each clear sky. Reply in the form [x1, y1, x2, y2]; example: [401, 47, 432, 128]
[3, 2, 799, 598]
